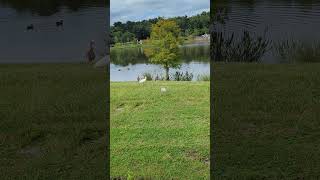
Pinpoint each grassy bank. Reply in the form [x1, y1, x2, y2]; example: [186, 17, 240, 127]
[111, 42, 145, 50]
[0, 64, 107, 179]
[213, 63, 320, 179]
[111, 81, 210, 179]
[111, 36, 209, 50]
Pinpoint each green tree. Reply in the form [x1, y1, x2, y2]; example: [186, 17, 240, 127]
[144, 19, 183, 80]
[121, 32, 136, 43]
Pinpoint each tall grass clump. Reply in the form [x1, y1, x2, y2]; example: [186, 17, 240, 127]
[211, 30, 271, 62]
[197, 74, 210, 81]
[172, 71, 193, 81]
[274, 39, 320, 63]
[138, 71, 195, 81]
[142, 72, 153, 80]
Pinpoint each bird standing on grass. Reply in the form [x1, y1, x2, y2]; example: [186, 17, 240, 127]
[86, 40, 96, 63]
[139, 76, 147, 83]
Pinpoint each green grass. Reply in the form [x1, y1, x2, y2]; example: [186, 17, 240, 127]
[184, 36, 210, 45]
[197, 74, 210, 81]
[111, 36, 208, 50]
[111, 81, 210, 179]
[213, 63, 320, 179]
[0, 64, 108, 179]
[111, 42, 144, 49]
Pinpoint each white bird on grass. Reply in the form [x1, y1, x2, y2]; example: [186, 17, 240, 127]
[139, 76, 147, 83]
[160, 87, 167, 93]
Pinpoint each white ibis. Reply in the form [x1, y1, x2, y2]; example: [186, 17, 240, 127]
[139, 76, 147, 83]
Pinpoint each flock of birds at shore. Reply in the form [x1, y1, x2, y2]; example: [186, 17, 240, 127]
[26, 20, 109, 64]
[137, 75, 167, 93]
[26, 20, 64, 31]
[26, 20, 163, 88]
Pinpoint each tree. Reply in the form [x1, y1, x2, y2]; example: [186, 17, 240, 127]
[144, 19, 183, 80]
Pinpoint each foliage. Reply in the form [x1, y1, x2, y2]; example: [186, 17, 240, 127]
[142, 72, 153, 81]
[197, 74, 210, 81]
[110, 11, 210, 44]
[110, 47, 147, 66]
[273, 39, 298, 63]
[144, 19, 183, 80]
[112, 31, 136, 44]
[172, 71, 194, 81]
[211, 30, 270, 62]
[274, 39, 320, 63]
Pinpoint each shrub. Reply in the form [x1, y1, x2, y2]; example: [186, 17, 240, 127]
[142, 72, 153, 80]
[137, 72, 153, 81]
[274, 39, 320, 63]
[172, 71, 193, 81]
[211, 30, 271, 62]
[197, 74, 210, 81]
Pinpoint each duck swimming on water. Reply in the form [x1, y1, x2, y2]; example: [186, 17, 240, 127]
[56, 20, 63, 27]
[26, 24, 34, 31]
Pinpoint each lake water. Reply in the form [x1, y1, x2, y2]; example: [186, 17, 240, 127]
[214, 0, 320, 63]
[110, 44, 210, 81]
[0, 0, 108, 63]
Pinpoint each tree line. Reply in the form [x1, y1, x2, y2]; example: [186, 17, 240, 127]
[110, 11, 209, 44]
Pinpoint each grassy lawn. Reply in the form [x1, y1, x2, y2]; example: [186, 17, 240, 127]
[6, 62, 318, 179]
[111, 81, 210, 179]
[213, 63, 320, 179]
[0, 64, 108, 179]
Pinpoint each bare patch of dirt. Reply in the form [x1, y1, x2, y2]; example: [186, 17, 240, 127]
[185, 150, 209, 165]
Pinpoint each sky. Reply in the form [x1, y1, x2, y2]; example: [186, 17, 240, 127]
[110, 0, 209, 25]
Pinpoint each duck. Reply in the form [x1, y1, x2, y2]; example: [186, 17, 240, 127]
[56, 20, 63, 27]
[26, 24, 34, 31]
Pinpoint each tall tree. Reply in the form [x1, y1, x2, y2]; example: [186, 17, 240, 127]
[144, 19, 183, 80]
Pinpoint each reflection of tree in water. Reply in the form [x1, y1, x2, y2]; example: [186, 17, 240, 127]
[111, 46, 210, 66]
[110, 48, 148, 66]
[0, 0, 108, 16]
[210, 0, 318, 62]
[180, 46, 210, 62]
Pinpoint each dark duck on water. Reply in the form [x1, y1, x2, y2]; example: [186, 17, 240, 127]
[56, 20, 63, 27]
[26, 24, 34, 31]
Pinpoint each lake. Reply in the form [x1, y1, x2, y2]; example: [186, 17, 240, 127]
[0, 0, 108, 63]
[110, 44, 210, 81]
[213, 0, 320, 63]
